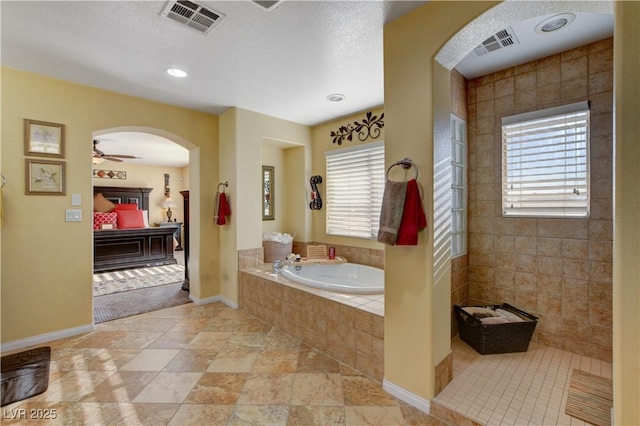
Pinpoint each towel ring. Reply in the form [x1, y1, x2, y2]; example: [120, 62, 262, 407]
[218, 181, 229, 192]
[386, 158, 419, 180]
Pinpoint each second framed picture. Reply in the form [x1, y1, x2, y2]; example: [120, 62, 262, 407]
[24, 118, 65, 158]
[25, 159, 66, 195]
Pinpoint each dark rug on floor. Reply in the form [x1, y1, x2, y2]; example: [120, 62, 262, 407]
[1, 347, 51, 407]
[94, 282, 191, 323]
[565, 368, 613, 426]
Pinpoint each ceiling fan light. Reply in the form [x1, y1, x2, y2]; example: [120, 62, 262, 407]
[92, 157, 105, 164]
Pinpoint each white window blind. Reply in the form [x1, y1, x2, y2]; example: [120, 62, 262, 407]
[325, 141, 385, 239]
[502, 101, 590, 218]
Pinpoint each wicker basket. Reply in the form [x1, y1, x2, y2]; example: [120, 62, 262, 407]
[454, 303, 538, 355]
[263, 240, 293, 263]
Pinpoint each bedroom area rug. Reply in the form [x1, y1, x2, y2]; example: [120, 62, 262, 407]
[94, 283, 191, 323]
[565, 368, 613, 426]
[93, 264, 185, 296]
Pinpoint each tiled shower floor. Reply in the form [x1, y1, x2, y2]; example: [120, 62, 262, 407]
[433, 336, 612, 426]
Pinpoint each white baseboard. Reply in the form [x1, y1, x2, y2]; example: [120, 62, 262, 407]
[189, 294, 238, 309]
[383, 378, 431, 414]
[0, 324, 94, 353]
[218, 296, 239, 309]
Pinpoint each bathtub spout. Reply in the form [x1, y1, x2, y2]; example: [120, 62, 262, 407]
[273, 259, 293, 273]
[273, 255, 300, 273]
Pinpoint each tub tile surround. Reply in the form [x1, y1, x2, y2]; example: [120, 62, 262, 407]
[238, 267, 385, 382]
[465, 38, 613, 362]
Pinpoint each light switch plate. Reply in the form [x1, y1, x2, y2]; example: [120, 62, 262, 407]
[65, 209, 82, 222]
[71, 193, 82, 206]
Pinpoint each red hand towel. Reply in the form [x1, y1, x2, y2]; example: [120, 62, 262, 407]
[396, 179, 427, 245]
[217, 192, 231, 225]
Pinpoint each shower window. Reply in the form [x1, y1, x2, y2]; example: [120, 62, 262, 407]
[451, 115, 467, 258]
[325, 141, 385, 239]
[502, 101, 590, 218]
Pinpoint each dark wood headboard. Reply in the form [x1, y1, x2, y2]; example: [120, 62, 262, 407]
[93, 186, 153, 210]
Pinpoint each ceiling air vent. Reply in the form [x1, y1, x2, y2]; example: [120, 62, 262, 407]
[473, 27, 519, 56]
[161, 0, 225, 35]
[250, 0, 282, 11]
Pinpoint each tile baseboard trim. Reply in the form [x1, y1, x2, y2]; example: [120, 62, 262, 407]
[383, 378, 431, 414]
[189, 294, 239, 309]
[0, 323, 94, 353]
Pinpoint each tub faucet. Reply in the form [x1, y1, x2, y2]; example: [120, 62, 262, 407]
[273, 255, 299, 273]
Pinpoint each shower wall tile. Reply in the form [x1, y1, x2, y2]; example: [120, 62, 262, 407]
[465, 38, 613, 362]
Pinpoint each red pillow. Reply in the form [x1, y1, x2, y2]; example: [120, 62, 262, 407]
[113, 203, 138, 211]
[93, 212, 118, 230]
[117, 210, 145, 229]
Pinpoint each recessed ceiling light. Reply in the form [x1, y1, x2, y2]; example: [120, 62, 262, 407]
[166, 67, 188, 78]
[535, 13, 575, 34]
[327, 93, 345, 102]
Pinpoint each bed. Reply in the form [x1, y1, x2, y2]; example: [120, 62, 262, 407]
[93, 186, 176, 273]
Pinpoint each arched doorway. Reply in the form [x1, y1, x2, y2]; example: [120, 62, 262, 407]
[91, 126, 198, 322]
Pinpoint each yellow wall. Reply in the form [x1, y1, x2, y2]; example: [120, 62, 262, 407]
[310, 107, 385, 249]
[383, 0, 500, 399]
[218, 108, 311, 304]
[1, 68, 218, 342]
[613, 1, 640, 423]
[92, 162, 187, 225]
[261, 144, 287, 235]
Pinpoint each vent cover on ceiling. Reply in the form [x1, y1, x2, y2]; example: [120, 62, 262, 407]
[473, 27, 519, 56]
[250, 0, 282, 11]
[161, 0, 225, 35]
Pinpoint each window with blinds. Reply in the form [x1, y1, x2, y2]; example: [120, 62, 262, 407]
[325, 141, 385, 239]
[502, 101, 590, 218]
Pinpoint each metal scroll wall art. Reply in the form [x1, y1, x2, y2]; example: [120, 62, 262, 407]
[309, 175, 323, 210]
[330, 111, 384, 145]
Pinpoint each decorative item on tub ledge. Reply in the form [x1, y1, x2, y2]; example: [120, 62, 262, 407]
[309, 175, 323, 210]
[330, 111, 384, 144]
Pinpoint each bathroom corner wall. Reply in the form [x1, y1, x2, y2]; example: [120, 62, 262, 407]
[466, 38, 613, 362]
[450, 68, 470, 337]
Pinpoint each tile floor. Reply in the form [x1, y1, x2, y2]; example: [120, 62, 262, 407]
[2, 302, 445, 426]
[433, 336, 612, 426]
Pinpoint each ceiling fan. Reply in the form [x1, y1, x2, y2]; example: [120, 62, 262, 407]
[92, 140, 139, 163]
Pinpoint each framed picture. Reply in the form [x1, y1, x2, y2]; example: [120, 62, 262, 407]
[25, 159, 66, 195]
[24, 118, 65, 158]
[262, 165, 275, 220]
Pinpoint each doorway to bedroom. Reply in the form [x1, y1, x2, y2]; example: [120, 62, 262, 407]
[91, 129, 193, 323]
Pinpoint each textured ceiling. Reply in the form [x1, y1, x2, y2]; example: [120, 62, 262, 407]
[1, 1, 613, 167]
[1, 1, 426, 126]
